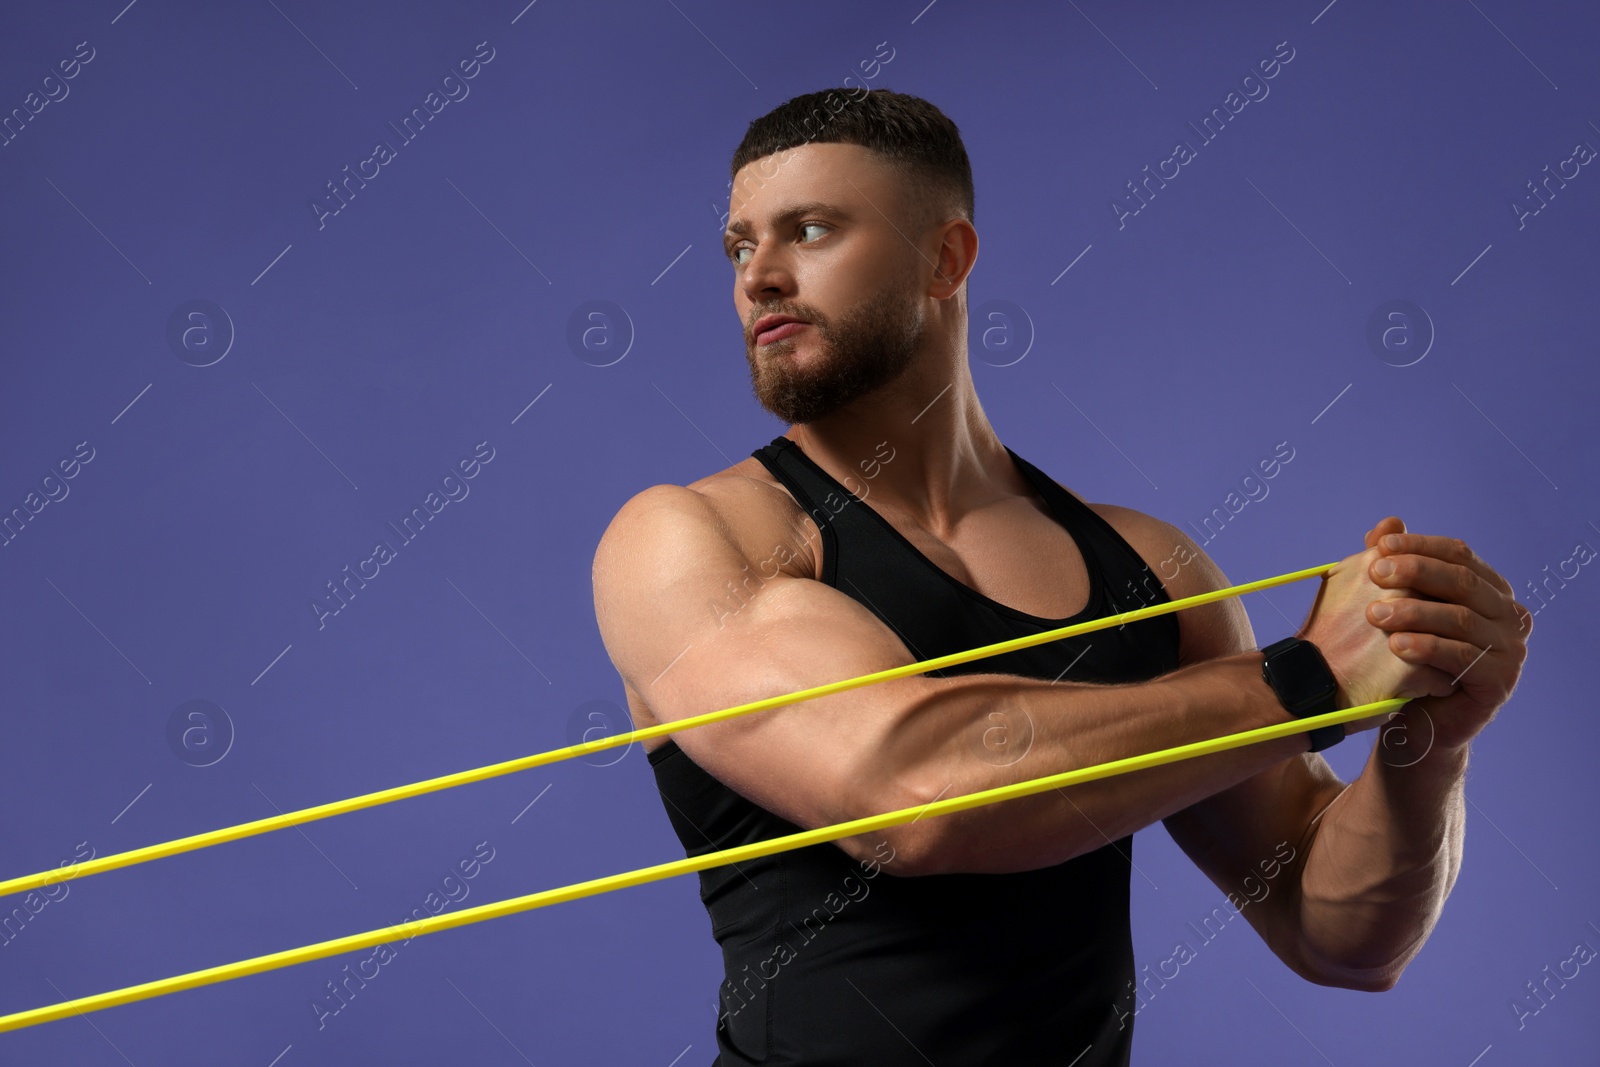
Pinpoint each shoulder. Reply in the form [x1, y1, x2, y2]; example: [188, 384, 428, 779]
[1048, 481, 1257, 665]
[592, 456, 821, 596]
[591, 457, 823, 738]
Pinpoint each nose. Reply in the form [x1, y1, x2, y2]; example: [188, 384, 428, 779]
[738, 240, 794, 308]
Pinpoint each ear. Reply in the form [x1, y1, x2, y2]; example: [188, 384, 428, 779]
[929, 217, 978, 298]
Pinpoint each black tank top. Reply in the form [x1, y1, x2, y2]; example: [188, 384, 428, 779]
[648, 434, 1180, 1065]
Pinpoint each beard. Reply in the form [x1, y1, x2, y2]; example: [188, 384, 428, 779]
[745, 272, 924, 425]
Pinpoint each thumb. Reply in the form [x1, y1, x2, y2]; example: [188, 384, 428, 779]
[1365, 515, 1406, 549]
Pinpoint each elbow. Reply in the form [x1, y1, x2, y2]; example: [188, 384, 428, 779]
[1281, 874, 1443, 992]
[1355, 970, 1402, 993]
[834, 819, 941, 878]
[1287, 942, 1413, 992]
[835, 776, 951, 879]
[879, 818, 948, 877]
[837, 777, 1106, 878]
[1299, 960, 1404, 992]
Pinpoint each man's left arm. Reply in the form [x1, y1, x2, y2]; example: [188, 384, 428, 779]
[1137, 514, 1532, 990]
[1284, 523, 1532, 987]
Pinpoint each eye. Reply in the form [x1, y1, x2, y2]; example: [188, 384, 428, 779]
[728, 222, 831, 266]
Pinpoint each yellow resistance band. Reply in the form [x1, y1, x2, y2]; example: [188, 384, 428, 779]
[0, 696, 1406, 1033]
[0, 559, 1340, 904]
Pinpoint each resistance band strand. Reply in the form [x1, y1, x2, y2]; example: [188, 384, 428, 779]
[0, 695, 1406, 1034]
[0, 560, 1340, 902]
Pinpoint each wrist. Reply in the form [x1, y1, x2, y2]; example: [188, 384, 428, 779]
[1260, 636, 1344, 752]
[1297, 627, 1355, 710]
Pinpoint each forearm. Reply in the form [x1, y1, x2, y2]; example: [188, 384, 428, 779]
[1288, 736, 1468, 987]
[873, 650, 1309, 875]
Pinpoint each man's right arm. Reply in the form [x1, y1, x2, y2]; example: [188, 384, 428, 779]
[594, 484, 1353, 877]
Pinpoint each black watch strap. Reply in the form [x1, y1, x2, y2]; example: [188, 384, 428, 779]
[1260, 637, 1344, 752]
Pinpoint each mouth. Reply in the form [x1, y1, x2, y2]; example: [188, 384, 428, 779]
[753, 316, 810, 347]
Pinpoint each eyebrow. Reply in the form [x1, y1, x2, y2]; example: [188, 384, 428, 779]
[723, 201, 851, 247]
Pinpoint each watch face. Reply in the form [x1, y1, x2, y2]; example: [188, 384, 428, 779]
[1268, 642, 1337, 705]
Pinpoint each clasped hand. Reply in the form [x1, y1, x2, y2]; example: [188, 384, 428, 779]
[1299, 516, 1533, 752]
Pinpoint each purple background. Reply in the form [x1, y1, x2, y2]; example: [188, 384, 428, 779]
[2, 1, 1597, 1063]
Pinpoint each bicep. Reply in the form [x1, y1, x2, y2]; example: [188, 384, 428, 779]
[592, 485, 940, 839]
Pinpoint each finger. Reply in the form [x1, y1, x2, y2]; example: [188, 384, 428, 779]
[1512, 598, 1537, 639]
[1390, 653, 1461, 700]
[1371, 597, 1532, 681]
[1375, 532, 1514, 597]
[1388, 630, 1503, 691]
[1366, 596, 1496, 648]
[1365, 515, 1406, 549]
[1371, 552, 1508, 620]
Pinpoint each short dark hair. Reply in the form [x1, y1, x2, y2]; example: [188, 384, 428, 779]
[729, 87, 975, 235]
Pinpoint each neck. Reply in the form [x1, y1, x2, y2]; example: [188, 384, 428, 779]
[783, 334, 1024, 536]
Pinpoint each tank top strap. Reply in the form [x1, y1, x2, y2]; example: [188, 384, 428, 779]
[748, 434, 853, 586]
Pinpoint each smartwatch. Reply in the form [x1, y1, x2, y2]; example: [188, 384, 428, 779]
[1260, 637, 1344, 752]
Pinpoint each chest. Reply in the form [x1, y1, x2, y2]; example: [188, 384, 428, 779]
[852, 494, 1094, 623]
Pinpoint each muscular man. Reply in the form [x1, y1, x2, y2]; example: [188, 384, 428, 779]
[591, 88, 1531, 1065]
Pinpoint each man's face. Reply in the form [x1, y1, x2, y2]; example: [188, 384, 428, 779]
[724, 143, 929, 425]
